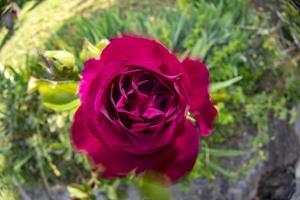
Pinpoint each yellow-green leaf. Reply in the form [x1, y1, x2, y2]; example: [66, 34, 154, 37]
[44, 50, 75, 68]
[137, 174, 173, 200]
[211, 76, 242, 92]
[67, 185, 88, 199]
[80, 39, 109, 62]
[96, 39, 109, 53]
[27, 77, 79, 112]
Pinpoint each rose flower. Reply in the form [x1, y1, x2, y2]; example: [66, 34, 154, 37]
[71, 35, 217, 183]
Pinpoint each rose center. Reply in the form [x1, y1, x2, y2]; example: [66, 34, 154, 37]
[107, 70, 178, 133]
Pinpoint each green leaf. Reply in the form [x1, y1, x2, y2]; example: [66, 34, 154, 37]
[67, 185, 88, 199]
[107, 186, 118, 200]
[48, 142, 65, 154]
[137, 175, 173, 200]
[38, 81, 78, 103]
[49, 162, 61, 177]
[0, 155, 5, 169]
[80, 39, 109, 62]
[211, 76, 242, 92]
[172, 7, 187, 49]
[80, 39, 101, 62]
[27, 76, 40, 93]
[190, 32, 214, 59]
[43, 99, 80, 112]
[206, 160, 237, 178]
[204, 148, 246, 157]
[44, 50, 75, 69]
[211, 90, 230, 102]
[176, 0, 188, 10]
[96, 39, 109, 53]
[28, 77, 79, 112]
[14, 153, 33, 171]
[190, 38, 203, 59]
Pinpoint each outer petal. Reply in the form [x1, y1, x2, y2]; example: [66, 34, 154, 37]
[71, 105, 138, 177]
[79, 58, 103, 103]
[182, 57, 217, 136]
[71, 105, 101, 153]
[159, 120, 199, 182]
[194, 100, 218, 136]
[101, 35, 186, 77]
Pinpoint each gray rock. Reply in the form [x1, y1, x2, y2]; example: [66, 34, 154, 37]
[291, 105, 300, 200]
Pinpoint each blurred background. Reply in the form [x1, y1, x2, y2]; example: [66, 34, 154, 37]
[0, 0, 299, 199]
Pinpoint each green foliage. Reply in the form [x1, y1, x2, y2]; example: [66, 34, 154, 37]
[188, 141, 245, 180]
[281, 1, 300, 49]
[0, 66, 88, 198]
[0, 153, 19, 200]
[0, 0, 32, 14]
[67, 184, 93, 199]
[0, 0, 110, 71]
[211, 76, 242, 92]
[28, 78, 80, 112]
[0, 0, 10, 14]
[80, 39, 109, 62]
[43, 50, 76, 69]
[137, 176, 173, 200]
[0, 0, 299, 199]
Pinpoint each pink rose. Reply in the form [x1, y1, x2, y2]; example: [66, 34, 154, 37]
[71, 35, 217, 183]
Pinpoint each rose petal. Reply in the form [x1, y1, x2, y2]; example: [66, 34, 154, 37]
[71, 105, 139, 177]
[101, 35, 185, 77]
[182, 57, 217, 136]
[194, 101, 218, 136]
[142, 107, 164, 119]
[131, 122, 151, 132]
[79, 58, 103, 102]
[71, 105, 101, 153]
[157, 120, 199, 182]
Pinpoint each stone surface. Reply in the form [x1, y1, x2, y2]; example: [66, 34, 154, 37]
[291, 105, 300, 200]
[24, 185, 70, 200]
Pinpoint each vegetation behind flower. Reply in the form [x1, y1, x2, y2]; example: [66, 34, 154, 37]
[0, 0, 299, 199]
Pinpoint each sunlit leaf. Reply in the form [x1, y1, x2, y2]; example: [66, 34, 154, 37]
[43, 99, 80, 112]
[107, 186, 118, 200]
[137, 174, 173, 200]
[80, 38, 109, 62]
[96, 39, 109, 53]
[80, 39, 100, 62]
[172, 7, 188, 49]
[49, 162, 61, 177]
[67, 184, 89, 199]
[176, 0, 188, 11]
[28, 77, 79, 112]
[211, 90, 230, 102]
[211, 76, 242, 92]
[204, 148, 246, 157]
[44, 50, 75, 69]
[48, 142, 65, 154]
